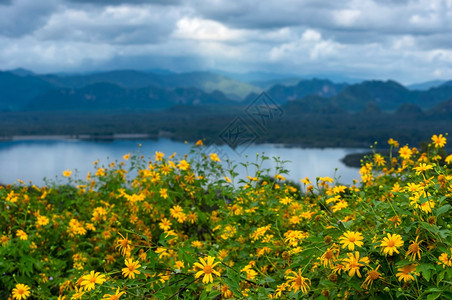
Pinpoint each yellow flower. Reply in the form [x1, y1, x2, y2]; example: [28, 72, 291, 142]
[174, 260, 185, 270]
[338, 231, 364, 251]
[36, 215, 50, 227]
[280, 196, 292, 205]
[285, 269, 311, 293]
[373, 154, 386, 166]
[432, 134, 446, 148]
[122, 153, 130, 160]
[71, 287, 85, 299]
[194, 256, 221, 283]
[445, 154, 452, 164]
[342, 251, 368, 278]
[413, 163, 433, 175]
[438, 249, 452, 268]
[361, 265, 381, 289]
[159, 218, 172, 231]
[155, 247, 170, 259]
[195, 139, 204, 146]
[159, 188, 168, 199]
[116, 233, 132, 256]
[388, 138, 399, 148]
[396, 264, 417, 282]
[16, 230, 28, 241]
[96, 168, 105, 177]
[319, 244, 339, 268]
[210, 153, 220, 162]
[154, 151, 164, 161]
[12, 283, 31, 300]
[192, 240, 204, 249]
[80, 271, 107, 291]
[406, 236, 423, 261]
[379, 233, 403, 256]
[102, 287, 126, 300]
[63, 170, 72, 177]
[177, 159, 190, 171]
[170, 205, 184, 219]
[0, 235, 9, 246]
[187, 212, 198, 224]
[399, 146, 413, 160]
[122, 258, 141, 279]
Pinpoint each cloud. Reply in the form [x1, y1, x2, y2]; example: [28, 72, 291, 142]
[0, 0, 451, 83]
[0, 0, 59, 37]
[270, 29, 343, 62]
[34, 4, 183, 44]
[173, 17, 245, 42]
[66, 0, 181, 5]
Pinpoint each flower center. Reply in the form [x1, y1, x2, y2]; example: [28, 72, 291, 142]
[129, 265, 135, 271]
[295, 276, 302, 286]
[203, 265, 212, 274]
[349, 237, 356, 242]
[409, 243, 419, 252]
[89, 277, 97, 283]
[18, 289, 25, 295]
[387, 240, 395, 247]
[324, 250, 334, 259]
[369, 270, 380, 280]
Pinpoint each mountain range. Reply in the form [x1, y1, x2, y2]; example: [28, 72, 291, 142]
[1, 68, 452, 114]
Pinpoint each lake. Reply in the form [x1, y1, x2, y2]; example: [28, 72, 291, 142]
[0, 138, 364, 186]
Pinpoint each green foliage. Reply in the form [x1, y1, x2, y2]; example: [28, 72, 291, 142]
[1, 135, 452, 299]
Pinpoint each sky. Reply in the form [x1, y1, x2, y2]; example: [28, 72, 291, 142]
[0, 0, 451, 84]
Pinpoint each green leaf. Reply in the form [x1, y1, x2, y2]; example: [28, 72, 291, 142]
[417, 263, 435, 282]
[437, 270, 446, 284]
[225, 267, 241, 297]
[426, 292, 442, 300]
[436, 204, 451, 217]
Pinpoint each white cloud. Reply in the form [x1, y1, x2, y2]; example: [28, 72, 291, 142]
[0, 0, 451, 83]
[270, 29, 342, 61]
[173, 17, 244, 41]
[333, 9, 361, 27]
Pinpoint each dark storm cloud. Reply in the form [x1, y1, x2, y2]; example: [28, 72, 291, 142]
[0, 0, 451, 83]
[193, 0, 345, 29]
[66, 0, 181, 5]
[0, 0, 58, 37]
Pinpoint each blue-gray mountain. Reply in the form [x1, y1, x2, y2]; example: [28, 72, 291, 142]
[1, 69, 452, 113]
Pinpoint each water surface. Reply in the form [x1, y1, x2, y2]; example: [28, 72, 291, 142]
[0, 138, 364, 186]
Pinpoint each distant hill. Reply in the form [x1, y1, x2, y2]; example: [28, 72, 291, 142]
[40, 70, 260, 100]
[0, 71, 53, 111]
[428, 97, 452, 115]
[330, 80, 411, 111]
[407, 80, 446, 91]
[161, 71, 261, 100]
[440, 80, 452, 88]
[255, 78, 348, 105]
[23, 83, 234, 112]
[273, 79, 452, 112]
[211, 70, 299, 83]
[41, 70, 163, 89]
[3, 68, 452, 114]
[251, 77, 303, 89]
[10, 68, 35, 77]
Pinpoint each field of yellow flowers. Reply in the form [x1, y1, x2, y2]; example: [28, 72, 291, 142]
[1, 134, 452, 299]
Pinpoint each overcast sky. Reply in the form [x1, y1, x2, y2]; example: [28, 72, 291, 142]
[0, 0, 451, 83]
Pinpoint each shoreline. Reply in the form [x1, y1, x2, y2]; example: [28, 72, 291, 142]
[0, 133, 158, 142]
[0, 133, 373, 150]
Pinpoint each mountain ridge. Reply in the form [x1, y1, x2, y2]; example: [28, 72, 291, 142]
[2, 68, 452, 113]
